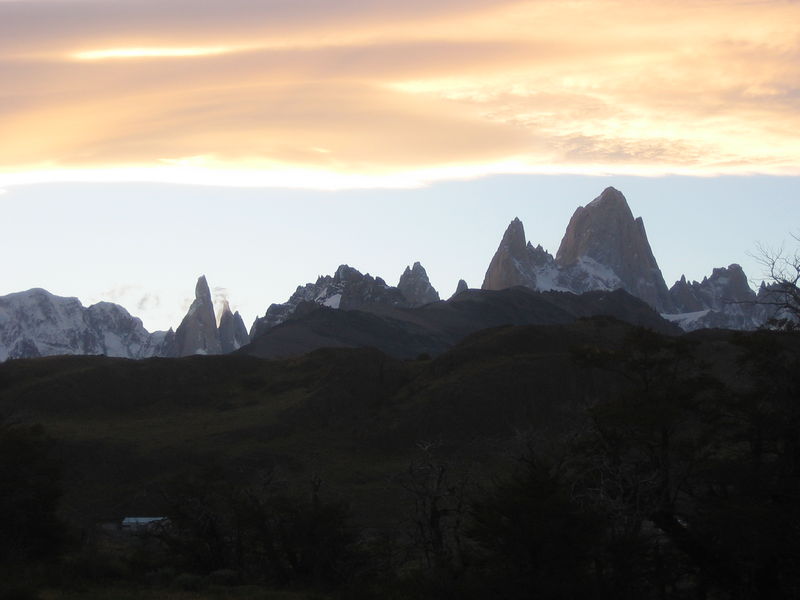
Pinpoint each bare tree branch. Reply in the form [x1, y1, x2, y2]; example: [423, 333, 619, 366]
[750, 234, 800, 328]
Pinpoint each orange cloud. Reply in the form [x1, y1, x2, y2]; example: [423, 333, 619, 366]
[1, 0, 799, 187]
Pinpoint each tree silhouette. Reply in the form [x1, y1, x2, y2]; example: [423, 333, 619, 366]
[753, 234, 800, 328]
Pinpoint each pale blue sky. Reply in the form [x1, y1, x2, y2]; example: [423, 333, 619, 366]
[1, 175, 797, 332]
[3, 2, 799, 332]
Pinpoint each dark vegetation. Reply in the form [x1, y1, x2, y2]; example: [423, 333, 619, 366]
[1, 317, 799, 598]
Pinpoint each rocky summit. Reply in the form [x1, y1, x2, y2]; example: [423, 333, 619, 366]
[174, 275, 222, 356]
[482, 218, 540, 290]
[483, 187, 675, 313]
[218, 300, 250, 353]
[555, 187, 674, 312]
[250, 264, 408, 339]
[397, 262, 440, 306]
[477, 187, 793, 331]
[664, 264, 772, 330]
[450, 279, 469, 299]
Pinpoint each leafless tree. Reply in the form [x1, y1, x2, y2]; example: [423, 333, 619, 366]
[753, 233, 800, 327]
[398, 441, 471, 571]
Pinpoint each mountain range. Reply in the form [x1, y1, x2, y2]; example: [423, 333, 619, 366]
[0, 187, 784, 362]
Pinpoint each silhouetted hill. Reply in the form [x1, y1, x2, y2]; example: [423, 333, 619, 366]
[0, 315, 743, 527]
[3, 318, 800, 598]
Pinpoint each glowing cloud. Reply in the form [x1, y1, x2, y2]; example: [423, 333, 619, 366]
[72, 46, 237, 60]
[1, 0, 799, 187]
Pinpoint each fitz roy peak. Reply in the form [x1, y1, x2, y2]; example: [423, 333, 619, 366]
[483, 187, 674, 312]
[481, 186, 776, 329]
[555, 187, 674, 312]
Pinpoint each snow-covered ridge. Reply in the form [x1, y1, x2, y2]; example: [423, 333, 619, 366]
[481, 189, 778, 332]
[0, 288, 174, 361]
[664, 264, 773, 331]
[250, 264, 411, 338]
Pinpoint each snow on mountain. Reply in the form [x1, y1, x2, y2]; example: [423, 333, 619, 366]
[0, 275, 249, 361]
[555, 187, 674, 312]
[479, 187, 783, 332]
[0, 288, 174, 361]
[250, 264, 408, 339]
[665, 264, 771, 331]
[482, 188, 671, 311]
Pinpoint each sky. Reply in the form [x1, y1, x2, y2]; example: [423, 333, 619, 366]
[1, 0, 798, 331]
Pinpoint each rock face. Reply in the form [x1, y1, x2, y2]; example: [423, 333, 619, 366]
[665, 264, 768, 331]
[250, 264, 408, 339]
[218, 301, 250, 353]
[450, 279, 469, 299]
[398, 262, 440, 306]
[482, 217, 564, 291]
[556, 187, 674, 312]
[174, 275, 222, 356]
[0, 288, 174, 361]
[670, 264, 755, 312]
[482, 217, 532, 290]
[482, 187, 674, 313]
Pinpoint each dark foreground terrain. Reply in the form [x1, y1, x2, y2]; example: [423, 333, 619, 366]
[1, 318, 799, 599]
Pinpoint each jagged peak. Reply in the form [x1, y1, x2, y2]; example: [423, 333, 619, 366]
[218, 299, 234, 326]
[333, 264, 365, 282]
[400, 261, 432, 283]
[500, 217, 527, 255]
[555, 187, 673, 312]
[590, 186, 627, 207]
[398, 261, 439, 305]
[567, 187, 635, 231]
[403, 261, 428, 276]
[195, 275, 211, 300]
